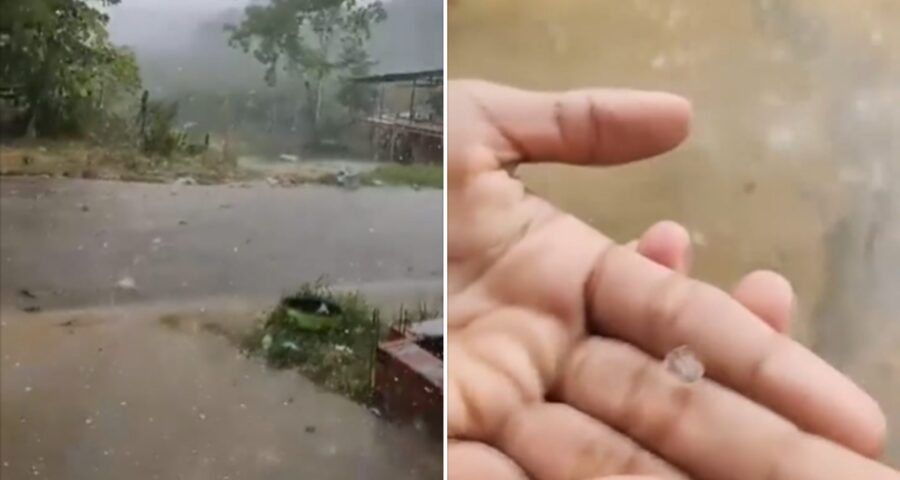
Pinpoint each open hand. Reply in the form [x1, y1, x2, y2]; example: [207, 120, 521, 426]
[447, 80, 894, 479]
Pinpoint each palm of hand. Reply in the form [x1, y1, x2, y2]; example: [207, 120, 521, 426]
[447, 81, 891, 480]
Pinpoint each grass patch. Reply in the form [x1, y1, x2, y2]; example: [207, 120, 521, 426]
[0, 140, 246, 184]
[1, 141, 444, 190]
[245, 282, 438, 404]
[363, 164, 443, 189]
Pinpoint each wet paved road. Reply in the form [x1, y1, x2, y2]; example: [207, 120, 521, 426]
[0, 177, 444, 479]
[0, 177, 442, 311]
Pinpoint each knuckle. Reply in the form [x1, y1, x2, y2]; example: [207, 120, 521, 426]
[644, 272, 704, 351]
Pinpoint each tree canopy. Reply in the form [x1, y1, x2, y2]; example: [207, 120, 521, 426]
[226, 0, 386, 143]
[0, 0, 140, 137]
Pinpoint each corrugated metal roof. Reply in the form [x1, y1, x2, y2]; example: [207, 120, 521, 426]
[351, 69, 443, 84]
[408, 318, 443, 338]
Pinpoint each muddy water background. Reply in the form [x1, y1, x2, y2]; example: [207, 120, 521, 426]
[450, 0, 900, 464]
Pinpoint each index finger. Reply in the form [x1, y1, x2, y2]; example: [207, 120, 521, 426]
[586, 244, 886, 457]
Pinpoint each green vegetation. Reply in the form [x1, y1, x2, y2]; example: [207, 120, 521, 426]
[364, 164, 443, 189]
[137, 92, 212, 158]
[0, 0, 140, 138]
[245, 282, 437, 404]
[0, 141, 243, 184]
[226, 0, 387, 146]
[1, 0, 439, 188]
[0, 1, 215, 171]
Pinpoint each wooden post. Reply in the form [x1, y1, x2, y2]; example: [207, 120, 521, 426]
[408, 79, 417, 123]
[388, 127, 397, 162]
[377, 85, 385, 118]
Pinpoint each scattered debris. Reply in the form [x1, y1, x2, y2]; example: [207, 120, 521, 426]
[18, 289, 37, 299]
[336, 168, 360, 190]
[22, 306, 42, 314]
[116, 276, 137, 291]
[265, 177, 279, 187]
[173, 176, 197, 186]
[279, 154, 300, 163]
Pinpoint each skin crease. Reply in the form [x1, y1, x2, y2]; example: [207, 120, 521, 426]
[446, 80, 899, 480]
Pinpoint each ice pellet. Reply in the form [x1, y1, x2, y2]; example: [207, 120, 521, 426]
[116, 276, 136, 291]
[664, 345, 704, 383]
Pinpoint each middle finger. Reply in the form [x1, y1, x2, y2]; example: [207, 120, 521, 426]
[557, 338, 898, 480]
[585, 245, 885, 457]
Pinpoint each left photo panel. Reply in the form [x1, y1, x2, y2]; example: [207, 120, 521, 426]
[0, 0, 444, 478]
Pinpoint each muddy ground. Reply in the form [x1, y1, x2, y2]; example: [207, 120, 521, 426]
[0, 298, 442, 480]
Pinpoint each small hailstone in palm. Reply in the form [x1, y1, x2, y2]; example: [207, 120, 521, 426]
[664, 345, 704, 383]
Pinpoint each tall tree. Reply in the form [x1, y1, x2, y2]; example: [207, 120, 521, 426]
[0, 0, 140, 137]
[226, 0, 386, 143]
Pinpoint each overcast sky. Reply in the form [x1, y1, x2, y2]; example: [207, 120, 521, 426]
[109, 0, 250, 14]
[105, 0, 440, 87]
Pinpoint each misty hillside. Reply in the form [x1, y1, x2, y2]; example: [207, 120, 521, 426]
[108, 0, 443, 96]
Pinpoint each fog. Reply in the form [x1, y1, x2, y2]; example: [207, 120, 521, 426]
[108, 0, 252, 56]
[107, 0, 443, 94]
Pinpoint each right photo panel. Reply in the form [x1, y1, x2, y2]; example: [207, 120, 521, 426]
[446, 1, 900, 478]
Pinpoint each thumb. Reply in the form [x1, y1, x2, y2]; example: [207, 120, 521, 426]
[451, 80, 692, 169]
